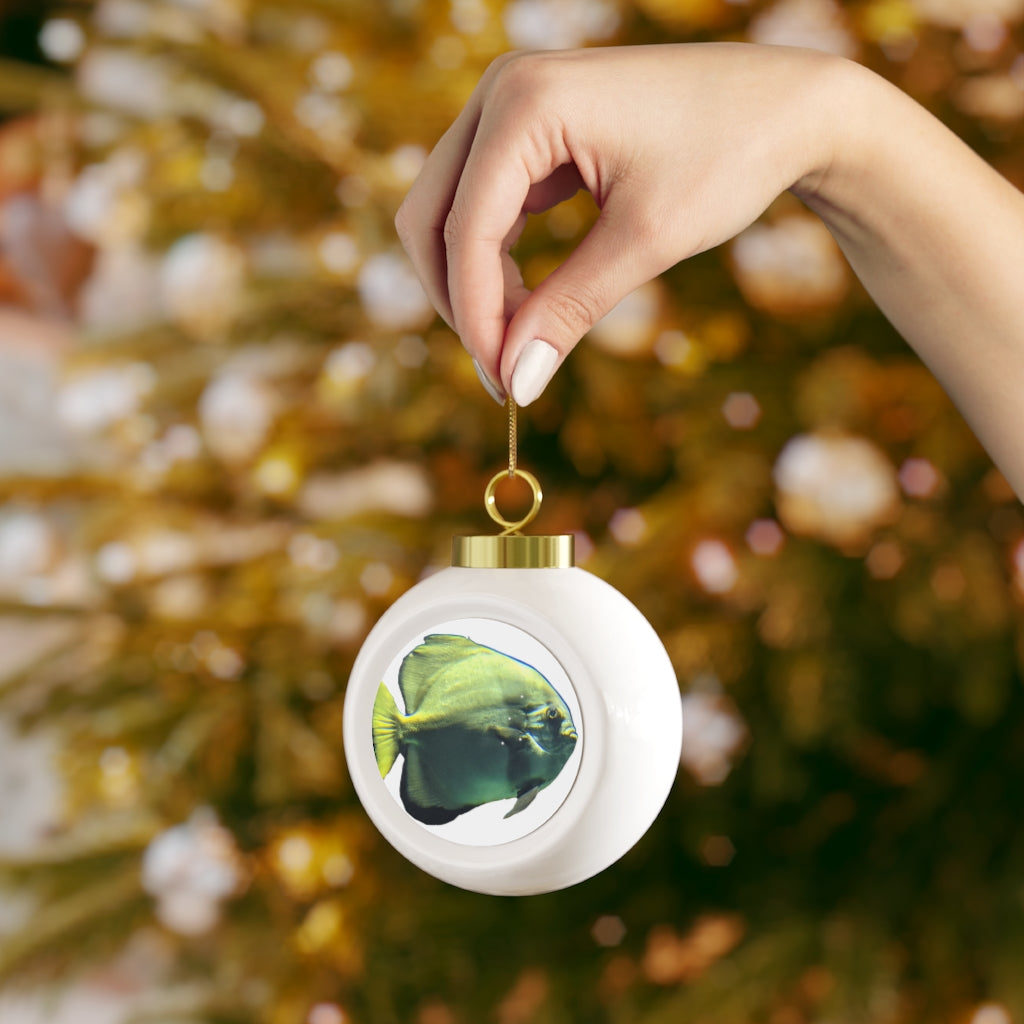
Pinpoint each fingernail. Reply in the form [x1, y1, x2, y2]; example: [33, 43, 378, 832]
[511, 339, 559, 407]
[473, 358, 506, 405]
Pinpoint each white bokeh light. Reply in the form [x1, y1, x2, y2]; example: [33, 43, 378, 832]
[774, 432, 900, 547]
[503, 0, 619, 49]
[357, 252, 434, 331]
[691, 539, 739, 594]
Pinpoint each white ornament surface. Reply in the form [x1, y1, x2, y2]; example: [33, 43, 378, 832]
[344, 565, 682, 896]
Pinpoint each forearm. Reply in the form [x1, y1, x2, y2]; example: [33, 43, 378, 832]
[795, 60, 1024, 497]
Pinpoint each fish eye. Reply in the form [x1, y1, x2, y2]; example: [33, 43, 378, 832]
[547, 707, 560, 720]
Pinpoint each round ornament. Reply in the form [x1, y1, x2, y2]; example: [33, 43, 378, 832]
[344, 404, 682, 896]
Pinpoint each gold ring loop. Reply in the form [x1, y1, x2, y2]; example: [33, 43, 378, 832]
[484, 468, 542, 535]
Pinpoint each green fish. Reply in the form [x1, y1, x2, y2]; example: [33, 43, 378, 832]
[372, 634, 579, 825]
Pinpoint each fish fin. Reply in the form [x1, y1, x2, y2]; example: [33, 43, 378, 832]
[398, 634, 484, 712]
[522, 734, 548, 755]
[405, 803, 467, 825]
[399, 751, 470, 824]
[487, 724, 525, 744]
[422, 633, 485, 651]
[503, 784, 543, 819]
[400, 747, 446, 808]
[372, 683, 402, 779]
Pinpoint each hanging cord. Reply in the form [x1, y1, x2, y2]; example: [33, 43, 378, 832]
[507, 396, 517, 478]
[484, 397, 541, 535]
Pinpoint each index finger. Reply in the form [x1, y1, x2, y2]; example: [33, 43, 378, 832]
[445, 92, 568, 384]
[394, 55, 520, 331]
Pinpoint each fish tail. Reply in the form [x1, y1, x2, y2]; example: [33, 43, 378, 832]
[372, 683, 402, 779]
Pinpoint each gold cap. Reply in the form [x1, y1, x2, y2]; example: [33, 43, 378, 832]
[456, 463, 572, 566]
[452, 533, 575, 569]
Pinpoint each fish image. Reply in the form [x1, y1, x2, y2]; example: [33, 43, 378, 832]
[372, 634, 579, 826]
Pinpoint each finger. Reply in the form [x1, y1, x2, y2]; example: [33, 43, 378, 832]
[472, 215, 529, 404]
[394, 119, 482, 330]
[500, 201, 668, 406]
[464, 165, 583, 335]
[394, 57, 518, 329]
[502, 212, 530, 320]
[445, 120, 572, 386]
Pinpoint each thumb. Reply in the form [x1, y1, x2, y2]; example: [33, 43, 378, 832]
[500, 209, 656, 407]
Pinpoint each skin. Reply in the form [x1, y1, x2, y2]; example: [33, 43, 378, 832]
[395, 43, 1024, 499]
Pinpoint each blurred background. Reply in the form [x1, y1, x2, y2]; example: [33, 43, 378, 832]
[1, 0, 1023, 1022]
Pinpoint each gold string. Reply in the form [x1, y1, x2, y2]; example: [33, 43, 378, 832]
[507, 396, 517, 478]
[484, 397, 541, 534]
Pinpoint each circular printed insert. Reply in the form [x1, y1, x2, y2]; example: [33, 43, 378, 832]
[371, 617, 583, 846]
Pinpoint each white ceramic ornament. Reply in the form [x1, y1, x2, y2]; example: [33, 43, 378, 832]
[344, 407, 682, 896]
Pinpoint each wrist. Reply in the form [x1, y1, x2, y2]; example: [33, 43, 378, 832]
[788, 53, 877, 214]
[790, 56, 953, 257]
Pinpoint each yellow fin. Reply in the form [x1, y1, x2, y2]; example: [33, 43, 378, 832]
[372, 683, 401, 778]
[397, 634, 485, 712]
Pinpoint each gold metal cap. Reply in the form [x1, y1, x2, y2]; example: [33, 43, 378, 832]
[452, 533, 575, 569]
[456, 461, 572, 567]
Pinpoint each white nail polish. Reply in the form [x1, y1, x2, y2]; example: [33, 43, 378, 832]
[472, 358, 506, 405]
[511, 339, 559, 407]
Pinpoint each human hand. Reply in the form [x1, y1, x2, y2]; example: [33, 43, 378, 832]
[397, 41, 1024, 500]
[395, 43, 845, 405]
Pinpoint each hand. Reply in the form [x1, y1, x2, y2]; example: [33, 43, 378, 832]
[395, 43, 844, 405]
[397, 42, 1024, 500]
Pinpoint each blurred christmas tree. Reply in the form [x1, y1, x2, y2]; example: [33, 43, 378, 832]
[1, 0, 1023, 1022]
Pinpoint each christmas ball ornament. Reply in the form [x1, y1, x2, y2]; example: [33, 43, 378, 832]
[344, 402, 682, 895]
